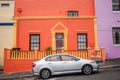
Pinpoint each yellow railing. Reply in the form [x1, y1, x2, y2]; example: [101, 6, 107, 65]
[4, 47, 106, 62]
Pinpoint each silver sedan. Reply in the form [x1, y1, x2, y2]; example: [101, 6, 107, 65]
[32, 54, 99, 79]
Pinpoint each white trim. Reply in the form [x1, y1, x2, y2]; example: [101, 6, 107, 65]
[97, 29, 112, 31]
[113, 44, 120, 47]
[112, 11, 120, 13]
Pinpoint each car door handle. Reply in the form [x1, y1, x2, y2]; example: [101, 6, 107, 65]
[64, 62, 68, 63]
[48, 63, 52, 64]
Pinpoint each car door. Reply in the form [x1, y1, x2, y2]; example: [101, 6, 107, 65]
[61, 55, 82, 72]
[45, 55, 62, 73]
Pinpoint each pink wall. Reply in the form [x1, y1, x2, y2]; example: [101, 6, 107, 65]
[95, 0, 120, 58]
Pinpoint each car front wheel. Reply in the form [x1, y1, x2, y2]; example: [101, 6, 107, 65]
[40, 69, 51, 79]
[82, 65, 93, 75]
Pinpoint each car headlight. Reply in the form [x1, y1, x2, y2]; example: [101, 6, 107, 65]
[90, 61, 97, 64]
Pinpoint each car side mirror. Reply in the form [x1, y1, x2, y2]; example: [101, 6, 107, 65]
[75, 58, 80, 61]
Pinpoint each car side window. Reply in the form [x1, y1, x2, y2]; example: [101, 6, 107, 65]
[45, 56, 61, 61]
[61, 55, 77, 61]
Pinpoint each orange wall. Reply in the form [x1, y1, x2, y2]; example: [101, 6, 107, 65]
[14, 0, 95, 50]
[14, 0, 95, 16]
[17, 19, 95, 50]
[4, 59, 37, 73]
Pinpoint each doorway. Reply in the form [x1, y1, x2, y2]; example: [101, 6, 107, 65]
[55, 34, 64, 50]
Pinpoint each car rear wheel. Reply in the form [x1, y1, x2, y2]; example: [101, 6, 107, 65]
[82, 65, 93, 75]
[40, 69, 51, 79]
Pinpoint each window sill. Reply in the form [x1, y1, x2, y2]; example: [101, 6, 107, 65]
[113, 44, 120, 46]
[112, 11, 120, 13]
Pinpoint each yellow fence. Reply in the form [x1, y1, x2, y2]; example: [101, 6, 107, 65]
[5, 48, 106, 62]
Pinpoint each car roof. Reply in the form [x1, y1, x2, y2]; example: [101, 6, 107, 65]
[44, 54, 71, 58]
[49, 53, 71, 56]
[42, 53, 81, 60]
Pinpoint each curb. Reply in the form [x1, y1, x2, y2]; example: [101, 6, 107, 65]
[100, 65, 120, 69]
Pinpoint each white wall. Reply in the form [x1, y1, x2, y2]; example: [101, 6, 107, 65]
[0, 0, 14, 22]
[0, 0, 14, 66]
[0, 27, 14, 66]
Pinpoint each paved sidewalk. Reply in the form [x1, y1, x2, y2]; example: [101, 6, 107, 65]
[0, 71, 32, 80]
[0, 58, 120, 80]
[99, 58, 120, 69]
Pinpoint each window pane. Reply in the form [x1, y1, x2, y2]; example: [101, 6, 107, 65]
[77, 34, 87, 50]
[1, 3, 10, 7]
[61, 55, 74, 61]
[112, 27, 120, 44]
[112, 0, 120, 11]
[68, 11, 78, 16]
[31, 47, 34, 51]
[30, 34, 40, 50]
[45, 56, 60, 61]
[31, 43, 33, 47]
[56, 34, 63, 39]
[56, 34, 64, 50]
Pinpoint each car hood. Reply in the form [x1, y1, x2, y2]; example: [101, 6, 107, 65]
[80, 58, 94, 63]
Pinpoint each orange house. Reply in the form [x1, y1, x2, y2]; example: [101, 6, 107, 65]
[13, 0, 98, 51]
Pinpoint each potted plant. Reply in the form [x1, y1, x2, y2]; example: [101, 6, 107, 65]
[45, 47, 52, 55]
